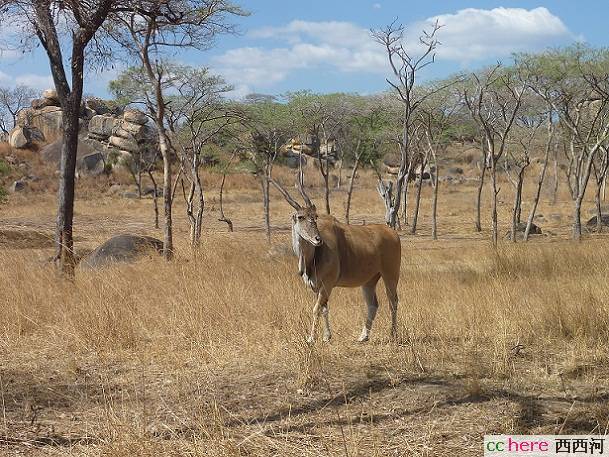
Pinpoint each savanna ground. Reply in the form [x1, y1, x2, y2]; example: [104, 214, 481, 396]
[1, 155, 609, 456]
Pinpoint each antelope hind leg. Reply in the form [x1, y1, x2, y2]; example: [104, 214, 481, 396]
[358, 285, 379, 342]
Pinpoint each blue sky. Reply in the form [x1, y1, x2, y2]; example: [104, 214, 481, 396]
[0, 1, 608, 98]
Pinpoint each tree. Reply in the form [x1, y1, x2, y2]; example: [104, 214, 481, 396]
[343, 96, 388, 224]
[107, 0, 246, 259]
[415, 83, 461, 239]
[167, 66, 239, 249]
[519, 45, 609, 240]
[372, 20, 443, 228]
[0, 0, 128, 276]
[0, 85, 36, 135]
[239, 96, 293, 243]
[286, 92, 353, 215]
[463, 65, 525, 245]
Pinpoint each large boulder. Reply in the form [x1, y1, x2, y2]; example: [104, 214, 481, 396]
[42, 88, 59, 103]
[109, 135, 138, 153]
[79, 152, 106, 176]
[30, 106, 63, 141]
[123, 109, 147, 125]
[285, 152, 307, 169]
[586, 214, 609, 231]
[41, 137, 98, 168]
[8, 126, 44, 149]
[9, 127, 30, 149]
[88, 114, 117, 139]
[505, 222, 542, 240]
[79, 234, 163, 269]
[85, 97, 118, 116]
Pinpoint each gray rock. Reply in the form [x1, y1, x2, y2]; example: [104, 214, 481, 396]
[41, 137, 97, 168]
[79, 152, 106, 176]
[88, 115, 116, 139]
[42, 89, 59, 102]
[121, 191, 139, 199]
[9, 179, 27, 192]
[9, 127, 30, 149]
[30, 106, 63, 141]
[31, 97, 57, 109]
[586, 214, 609, 231]
[143, 186, 162, 197]
[123, 109, 147, 125]
[79, 234, 163, 269]
[109, 135, 138, 153]
[85, 97, 115, 115]
[285, 152, 307, 169]
[505, 222, 542, 240]
[447, 167, 464, 175]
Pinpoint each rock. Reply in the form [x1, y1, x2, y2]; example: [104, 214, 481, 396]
[285, 152, 307, 169]
[107, 184, 123, 195]
[143, 186, 163, 197]
[505, 222, 542, 240]
[85, 97, 115, 115]
[123, 109, 147, 125]
[41, 137, 97, 168]
[31, 97, 56, 109]
[9, 180, 27, 192]
[88, 115, 116, 139]
[109, 135, 138, 153]
[585, 214, 609, 231]
[79, 152, 106, 176]
[79, 234, 163, 269]
[447, 167, 464, 175]
[9, 127, 30, 149]
[30, 106, 63, 141]
[121, 191, 139, 199]
[42, 89, 59, 102]
[114, 120, 147, 140]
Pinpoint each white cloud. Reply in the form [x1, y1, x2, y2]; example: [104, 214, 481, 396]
[372, 3, 381, 9]
[14, 74, 53, 91]
[416, 7, 575, 62]
[213, 7, 576, 93]
[213, 20, 385, 90]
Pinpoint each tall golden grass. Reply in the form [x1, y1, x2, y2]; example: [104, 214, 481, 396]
[2, 164, 609, 455]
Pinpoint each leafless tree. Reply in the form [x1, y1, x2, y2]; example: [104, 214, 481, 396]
[0, 85, 36, 134]
[372, 20, 444, 228]
[464, 66, 525, 245]
[107, 0, 245, 259]
[166, 67, 238, 249]
[0, 0, 129, 275]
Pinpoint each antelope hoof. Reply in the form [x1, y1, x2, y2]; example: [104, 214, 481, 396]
[323, 332, 332, 343]
[357, 332, 369, 343]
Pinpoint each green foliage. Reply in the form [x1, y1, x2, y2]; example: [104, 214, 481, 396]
[0, 159, 10, 176]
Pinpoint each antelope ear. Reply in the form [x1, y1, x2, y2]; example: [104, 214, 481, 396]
[292, 214, 297, 222]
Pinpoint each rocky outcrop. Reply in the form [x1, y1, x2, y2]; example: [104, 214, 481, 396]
[7, 89, 158, 175]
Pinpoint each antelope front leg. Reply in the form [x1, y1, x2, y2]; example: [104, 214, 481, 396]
[307, 290, 328, 345]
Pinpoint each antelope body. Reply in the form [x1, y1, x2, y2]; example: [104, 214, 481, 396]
[274, 179, 401, 343]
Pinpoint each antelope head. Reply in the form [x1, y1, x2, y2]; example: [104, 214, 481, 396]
[270, 175, 322, 277]
[292, 205, 322, 247]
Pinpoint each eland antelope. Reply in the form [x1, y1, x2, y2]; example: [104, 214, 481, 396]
[271, 178, 401, 343]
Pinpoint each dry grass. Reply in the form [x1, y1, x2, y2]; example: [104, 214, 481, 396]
[1, 162, 609, 456]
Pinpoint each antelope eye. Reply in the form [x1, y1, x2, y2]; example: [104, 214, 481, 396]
[297, 215, 304, 220]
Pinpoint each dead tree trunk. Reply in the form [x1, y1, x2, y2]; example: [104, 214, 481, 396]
[147, 170, 159, 229]
[344, 140, 362, 224]
[410, 157, 427, 235]
[475, 155, 487, 232]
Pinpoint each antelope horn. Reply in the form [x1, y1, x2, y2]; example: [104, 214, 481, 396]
[269, 178, 302, 210]
[297, 161, 313, 207]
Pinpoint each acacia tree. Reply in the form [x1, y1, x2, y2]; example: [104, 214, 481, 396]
[344, 97, 388, 224]
[166, 66, 238, 249]
[286, 92, 353, 215]
[463, 66, 525, 245]
[107, 0, 245, 259]
[520, 46, 609, 239]
[415, 84, 460, 239]
[372, 20, 443, 228]
[0, 85, 36, 135]
[240, 96, 292, 243]
[0, 0, 127, 275]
